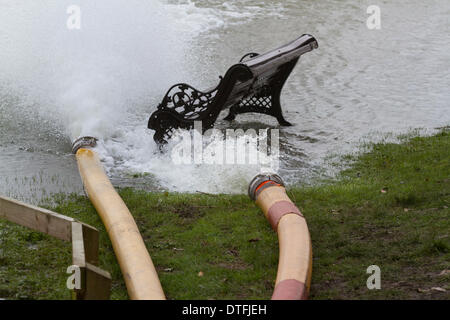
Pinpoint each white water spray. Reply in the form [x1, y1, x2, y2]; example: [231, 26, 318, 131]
[0, 0, 277, 193]
[0, 0, 198, 139]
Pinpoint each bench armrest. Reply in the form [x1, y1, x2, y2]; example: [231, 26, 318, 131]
[239, 52, 259, 63]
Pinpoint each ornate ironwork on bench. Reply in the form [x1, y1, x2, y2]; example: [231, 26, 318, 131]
[148, 34, 318, 144]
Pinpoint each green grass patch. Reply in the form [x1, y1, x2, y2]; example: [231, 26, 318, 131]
[1, 128, 449, 299]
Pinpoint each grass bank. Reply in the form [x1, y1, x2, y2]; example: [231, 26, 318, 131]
[1, 128, 449, 299]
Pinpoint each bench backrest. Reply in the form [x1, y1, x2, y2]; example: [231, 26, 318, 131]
[206, 34, 318, 120]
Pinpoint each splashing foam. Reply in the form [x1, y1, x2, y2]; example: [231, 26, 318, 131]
[0, 0, 202, 139]
[0, 0, 278, 193]
[95, 126, 279, 194]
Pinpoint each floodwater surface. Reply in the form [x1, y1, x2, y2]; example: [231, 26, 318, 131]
[0, 0, 449, 202]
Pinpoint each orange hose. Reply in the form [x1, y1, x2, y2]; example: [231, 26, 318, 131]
[250, 175, 312, 299]
[76, 148, 165, 300]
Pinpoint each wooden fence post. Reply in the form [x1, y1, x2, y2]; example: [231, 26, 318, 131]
[0, 195, 111, 300]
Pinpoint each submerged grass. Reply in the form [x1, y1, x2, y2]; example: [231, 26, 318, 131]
[1, 128, 449, 299]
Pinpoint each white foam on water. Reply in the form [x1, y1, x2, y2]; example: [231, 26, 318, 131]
[164, 0, 285, 27]
[95, 125, 279, 194]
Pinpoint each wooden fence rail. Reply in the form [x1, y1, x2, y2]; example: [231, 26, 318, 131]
[0, 195, 111, 300]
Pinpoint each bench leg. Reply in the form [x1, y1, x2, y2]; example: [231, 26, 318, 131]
[149, 110, 194, 145]
[271, 93, 292, 127]
[223, 110, 236, 121]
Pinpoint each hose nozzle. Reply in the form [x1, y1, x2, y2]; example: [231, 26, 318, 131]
[72, 136, 98, 154]
[248, 173, 284, 201]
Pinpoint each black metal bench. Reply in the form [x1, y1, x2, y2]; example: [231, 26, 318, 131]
[148, 34, 318, 144]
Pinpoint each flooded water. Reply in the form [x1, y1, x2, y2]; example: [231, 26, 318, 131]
[0, 0, 449, 201]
